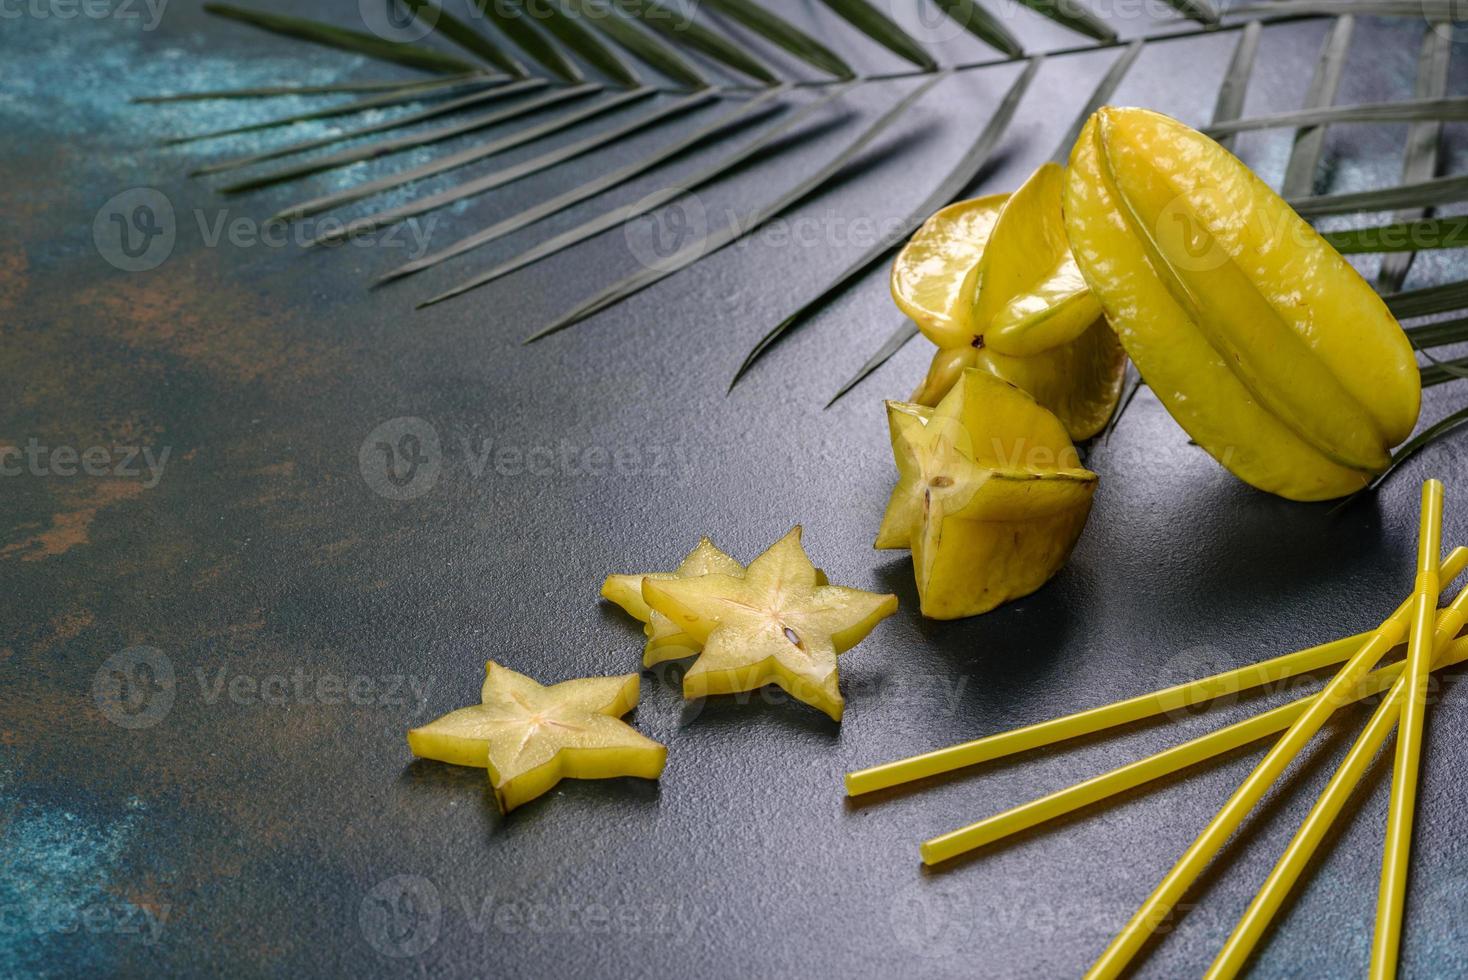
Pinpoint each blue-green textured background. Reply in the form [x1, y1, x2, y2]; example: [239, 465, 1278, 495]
[4, 2, 1468, 977]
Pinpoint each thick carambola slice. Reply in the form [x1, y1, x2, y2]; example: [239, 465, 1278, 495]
[972, 162, 1104, 357]
[1064, 107, 1420, 500]
[642, 528, 897, 721]
[603, 539, 745, 665]
[891, 194, 1008, 349]
[911, 315, 1126, 441]
[884, 370, 1098, 619]
[407, 663, 666, 812]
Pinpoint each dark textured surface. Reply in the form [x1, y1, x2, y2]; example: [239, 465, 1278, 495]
[5, 3, 1468, 978]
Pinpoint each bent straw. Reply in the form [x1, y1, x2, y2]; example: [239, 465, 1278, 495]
[1084, 489, 1449, 980]
[1372, 478, 1446, 980]
[1206, 549, 1468, 978]
[919, 625, 1468, 866]
[847, 548, 1468, 798]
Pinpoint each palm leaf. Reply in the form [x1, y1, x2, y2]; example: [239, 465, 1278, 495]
[1405, 315, 1468, 349]
[163, 74, 502, 145]
[1052, 40, 1144, 163]
[1364, 404, 1468, 492]
[305, 90, 717, 246]
[191, 79, 554, 177]
[274, 86, 660, 218]
[558, 0, 709, 88]
[611, 0, 781, 84]
[397, 0, 528, 74]
[818, 0, 939, 71]
[1229, 0, 1460, 16]
[135, 74, 489, 103]
[225, 85, 624, 195]
[203, 3, 477, 74]
[381, 86, 790, 282]
[1384, 280, 1468, 319]
[1421, 355, 1468, 388]
[826, 321, 920, 408]
[1319, 217, 1468, 254]
[1210, 20, 1262, 152]
[1013, 0, 1116, 43]
[735, 57, 1041, 392]
[1290, 173, 1468, 216]
[1208, 94, 1468, 135]
[1378, 27, 1451, 292]
[525, 74, 948, 342]
[702, 0, 856, 77]
[930, 0, 1023, 58]
[1280, 15, 1353, 198]
[527, 0, 641, 86]
[470, 0, 583, 82]
[418, 86, 853, 307]
[1168, 0, 1221, 24]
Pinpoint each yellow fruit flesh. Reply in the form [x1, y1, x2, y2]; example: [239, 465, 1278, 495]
[407, 663, 666, 812]
[891, 194, 1008, 349]
[641, 528, 897, 721]
[973, 162, 1103, 357]
[883, 370, 1097, 619]
[1064, 107, 1420, 500]
[912, 316, 1126, 442]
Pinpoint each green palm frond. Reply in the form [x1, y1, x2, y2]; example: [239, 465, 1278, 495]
[818, 0, 940, 70]
[470, 0, 583, 81]
[702, 0, 856, 77]
[153, 2, 1468, 491]
[559, 0, 710, 88]
[527, 0, 641, 85]
[223, 85, 627, 193]
[1377, 27, 1451, 292]
[199, 3, 476, 72]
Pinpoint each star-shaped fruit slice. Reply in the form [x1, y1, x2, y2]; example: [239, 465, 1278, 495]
[882, 369, 1098, 619]
[407, 662, 666, 812]
[641, 528, 897, 721]
[603, 539, 746, 666]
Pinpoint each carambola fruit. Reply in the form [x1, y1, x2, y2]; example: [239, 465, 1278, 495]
[1063, 107, 1421, 500]
[640, 527, 897, 721]
[407, 662, 666, 812]
[880, 370, 1097, 619]
[891, 181, 1125, 441]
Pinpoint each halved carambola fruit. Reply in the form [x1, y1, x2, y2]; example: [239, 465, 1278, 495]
[911, 316, 1126, 441]
[642, 528, 897, 721]
[1064, 107, 1421, 500]
[971, 162, 1104, 357]
[883, 369, 1097, 619]
[891, 194, 1008, 349]
[407, 663, 666, 812]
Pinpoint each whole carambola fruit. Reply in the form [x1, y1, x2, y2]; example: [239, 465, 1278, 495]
[1064, 107, 1421, 501]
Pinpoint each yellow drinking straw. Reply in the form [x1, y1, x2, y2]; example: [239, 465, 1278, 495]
[1083, 484, 1448, 980]
[1206, 554, 1468, 979]
[1372, 478, 1446, 980]
[919, 625, 1468, 866]
[847, 547, 1468, 798]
